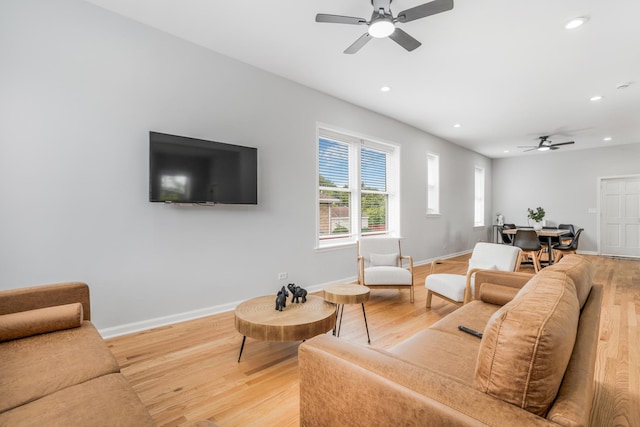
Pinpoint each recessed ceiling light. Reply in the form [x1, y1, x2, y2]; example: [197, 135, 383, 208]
[604, 137, 612, 141]
[380, 86, 391, 92]
[503, 150, 509, 153]
[453, 123, 462, 128]
[565, 16, 589, 30]
[590, 95, 603, 102]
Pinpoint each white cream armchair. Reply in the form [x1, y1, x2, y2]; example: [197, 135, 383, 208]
[357, 237, 414, 303]
[425, 242, 521, 308]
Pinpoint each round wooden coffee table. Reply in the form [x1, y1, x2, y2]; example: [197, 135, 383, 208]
[323, 284, 371, 343]
[234, 294, 336, 362]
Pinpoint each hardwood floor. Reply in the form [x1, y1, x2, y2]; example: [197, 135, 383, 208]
[105, 255, 640, 426]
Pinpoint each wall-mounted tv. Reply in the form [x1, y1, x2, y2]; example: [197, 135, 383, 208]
[149, 132, 257, 205]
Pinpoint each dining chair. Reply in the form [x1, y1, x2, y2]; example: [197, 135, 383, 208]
[500, 223, 516, 245]
[357, 237, 414, 303]
[558, 224, 575, 244]
[538, 226, 559, 264]
[425, 242, 521, 308]
[553, 228, 583, 262]
[514, 229, 542, 273]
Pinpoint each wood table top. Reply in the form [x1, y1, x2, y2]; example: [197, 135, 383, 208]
[323, 284, 370, 305]
[234, 295, 336, 342]
[502, 228, 570, 237]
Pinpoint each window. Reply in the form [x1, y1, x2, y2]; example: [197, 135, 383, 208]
[317, 127, 398, 248]
[474, 166, 485, 227]
[426, 153, 440, 215]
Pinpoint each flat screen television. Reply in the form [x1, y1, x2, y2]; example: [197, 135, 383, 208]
[149, 132, 257, 205]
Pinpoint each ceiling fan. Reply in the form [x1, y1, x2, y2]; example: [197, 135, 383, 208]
[315, 0, 454, 54]
[519, 136, 576, 152]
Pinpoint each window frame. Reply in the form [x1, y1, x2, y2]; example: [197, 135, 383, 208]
[474, 165, 485, 227]
[426, 152, 440, 216]
[316, 125, 400, 249]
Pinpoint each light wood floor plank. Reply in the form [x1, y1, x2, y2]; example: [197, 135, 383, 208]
[106, 255, 640, 426]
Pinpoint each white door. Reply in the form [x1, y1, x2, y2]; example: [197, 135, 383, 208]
[600, 176, 640, 258]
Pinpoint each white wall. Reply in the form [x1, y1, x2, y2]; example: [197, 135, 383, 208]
[0, 0, 491, 334]
[492, 144, 640, 253]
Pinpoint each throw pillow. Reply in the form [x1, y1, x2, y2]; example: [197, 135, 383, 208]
[474, 271, 579, 416]
[0, 303, 84, 342]
[370, 253, 398, 267]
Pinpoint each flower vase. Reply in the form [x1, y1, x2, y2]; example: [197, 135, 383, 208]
[533, 221, 543, 231]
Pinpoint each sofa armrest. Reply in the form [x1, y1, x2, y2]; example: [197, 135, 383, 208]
[0, 282, 91, 320]
[299, 335, 552, 426]
[473, 271, 534, 301]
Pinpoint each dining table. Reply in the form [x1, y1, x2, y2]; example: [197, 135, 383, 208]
[502, 228, 570, 265]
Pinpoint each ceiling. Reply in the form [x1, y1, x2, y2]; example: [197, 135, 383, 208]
[84, 0, 640, 158]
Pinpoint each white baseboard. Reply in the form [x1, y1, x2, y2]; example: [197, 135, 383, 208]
[99, 301, 238, 339]
[99, 276, 360, 339]
[99, 252, 477, 339]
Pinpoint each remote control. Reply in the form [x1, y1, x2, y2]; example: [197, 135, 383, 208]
[458, 325, 483, 338]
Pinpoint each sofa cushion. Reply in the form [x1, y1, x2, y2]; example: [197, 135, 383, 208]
[0, 303, 83, 342]
[390, 329, 480, 384]
[0, 373, 155, 426]
[0, 321, 120, 413]
[474, 270, 580, 416]
[429, 300, 500, 337]
[545, 254, 593, 308]
[364, 266, 412, 285]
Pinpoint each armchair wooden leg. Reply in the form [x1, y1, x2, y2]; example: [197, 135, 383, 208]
[426, 290, 433, 308]
[410, 286, 414, 303]
[515, 252, 523, 272]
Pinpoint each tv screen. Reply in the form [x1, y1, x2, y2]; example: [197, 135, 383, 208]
[149, 132, 257, 205]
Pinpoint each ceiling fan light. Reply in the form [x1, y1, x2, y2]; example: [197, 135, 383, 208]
[538, 146, 551, 152]
[369, 19, 395, 38]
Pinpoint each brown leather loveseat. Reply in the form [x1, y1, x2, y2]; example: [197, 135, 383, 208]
[299, 255, 602, 426]
[0, 282, 156, 426]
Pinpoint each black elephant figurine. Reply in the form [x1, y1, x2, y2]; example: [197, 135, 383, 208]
[275, 285, 289, 311]
[288, 283, 308, 304]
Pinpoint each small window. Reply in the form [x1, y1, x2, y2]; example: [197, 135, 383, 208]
[426, 153, 439, 215]
[474, 166, 485, 227]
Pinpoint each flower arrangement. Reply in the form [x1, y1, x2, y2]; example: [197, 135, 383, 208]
[527, 207, 545, 222]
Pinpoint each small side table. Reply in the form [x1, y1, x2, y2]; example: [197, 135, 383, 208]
[323, 284, 371, 344]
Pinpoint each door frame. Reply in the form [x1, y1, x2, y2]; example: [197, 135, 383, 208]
[597, 174, 640, 257]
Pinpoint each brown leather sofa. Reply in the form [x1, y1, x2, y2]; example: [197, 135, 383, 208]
[0, 282, 156, 426]
[299, 255, 602, 426]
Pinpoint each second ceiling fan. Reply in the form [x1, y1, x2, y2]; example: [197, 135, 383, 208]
[316, 0, 454, 54]
[519, 136, 576, 152]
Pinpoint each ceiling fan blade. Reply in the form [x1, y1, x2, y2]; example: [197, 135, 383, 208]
[315, 14, 367, 25]
[388, 28, 421, 52]
[523, 147, 538, 152]
[397, 0, 454, 23]
[517, 146, 538, 148]
[550, 141, 575, 147]
[344, 33, 372, 54]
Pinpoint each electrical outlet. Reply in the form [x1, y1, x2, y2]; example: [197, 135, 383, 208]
[278, 272, 288, 280]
